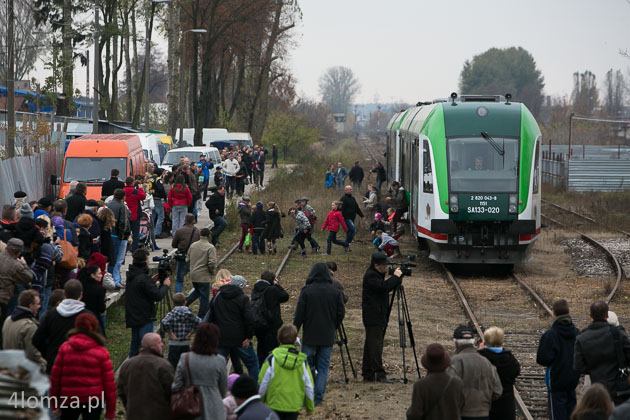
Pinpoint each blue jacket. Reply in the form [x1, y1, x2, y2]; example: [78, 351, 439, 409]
[536, 314, 580, 392]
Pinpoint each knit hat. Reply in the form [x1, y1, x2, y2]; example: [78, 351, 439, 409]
[37, 197, 52, 209]
[453, 325, 474, 339]
[13, 191, 27, 199]
[230, 376, 259, 399]
[6, 238, 24, 254]
[75, 313, 99, 333]
[51, 216, 64, 228]
[227, 374, 240, 391]
[87, 252, 107, 274]
[421, 343, 451, 372]
[229, 275, 248, 289]
[256, 201, 263, 210]
[374, 212, 382, 221]
[608, 311, 620, 327]
[19, 203, 33, 219]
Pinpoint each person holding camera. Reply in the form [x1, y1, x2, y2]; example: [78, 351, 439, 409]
[172, 213, 200, 293]
[361, 252, 402, 383]
[125, 248, 171, 358]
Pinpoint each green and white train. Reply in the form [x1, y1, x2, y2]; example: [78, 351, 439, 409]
[385, 94, 542, 264]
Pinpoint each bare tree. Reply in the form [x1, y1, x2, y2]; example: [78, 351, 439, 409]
[604, 69, 626, 117]
[571, 71, 599, 115]
[319, 66, 360, 114]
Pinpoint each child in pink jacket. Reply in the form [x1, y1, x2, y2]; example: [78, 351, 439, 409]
[321, 201, 348, 255]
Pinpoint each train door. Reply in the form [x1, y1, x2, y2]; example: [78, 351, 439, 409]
[395, 130, 401, 182]
[418, 138, 434, 235]
[409, 137, 419, 236]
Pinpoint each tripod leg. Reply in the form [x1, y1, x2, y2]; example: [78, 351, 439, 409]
[336, 329, 349, 383]
[397, 289, 408, 384]
[401, 286, 421, 379]
[341, 324, 357, 379]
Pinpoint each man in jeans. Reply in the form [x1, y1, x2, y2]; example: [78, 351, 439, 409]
[339, 185, 365, 248]
[125, 249, 170, 357]
[106, 189, 130, 287]
[185, 227, 216, 318]
[294, 262, 345, 405]
[171, 214, 200, 293]
[205, 186, 227, 245]
[198, 154, 213, 200]
[151, 169, 168, 239]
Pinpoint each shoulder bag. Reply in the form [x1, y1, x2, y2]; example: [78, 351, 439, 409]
[174, 227, 197, 261]
[610, 325, 630, 398]
[58, 230, 78, 270]
[170, 353, 202, 419]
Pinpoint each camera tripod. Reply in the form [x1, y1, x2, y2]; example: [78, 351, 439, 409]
[156, 285, 174, 336]
[335, 322, 357, 383]
[387, 284, 421, 383]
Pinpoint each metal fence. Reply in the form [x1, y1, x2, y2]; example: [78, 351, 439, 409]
[568, 160, 630, 192]
[542, 158, 568, 189]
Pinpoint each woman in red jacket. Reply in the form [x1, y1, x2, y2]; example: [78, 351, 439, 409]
[321, 200, 348, 255]
[123, 176, 146, 252]
[50, 313, 116, 420]
[167, 174, 192, 232]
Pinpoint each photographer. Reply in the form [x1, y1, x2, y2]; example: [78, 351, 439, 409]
[171, 213, 200, 293]
[125, 248, 171, 358]
[361, 252, 402, 383]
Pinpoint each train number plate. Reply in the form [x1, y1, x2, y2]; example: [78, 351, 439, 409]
[453, 194, 513, 221]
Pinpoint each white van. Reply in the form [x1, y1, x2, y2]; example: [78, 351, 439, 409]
[122, 133, 163, 165]
[174, 128, 232, 148]
[160, 146, 222, 187]
[227, 132, 253, 148]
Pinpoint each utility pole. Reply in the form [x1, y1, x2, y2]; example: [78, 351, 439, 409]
[7, 0, 15, 157]
[93, 2, 99, 134]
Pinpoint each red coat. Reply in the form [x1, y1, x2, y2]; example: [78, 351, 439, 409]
[123, 186, 146, 221]
[321, 210, 348, 233]
[50, 333, 116, 418]
[167, 184, 192, 208]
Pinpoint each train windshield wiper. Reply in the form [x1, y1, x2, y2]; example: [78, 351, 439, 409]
[481, 131, 504, 156]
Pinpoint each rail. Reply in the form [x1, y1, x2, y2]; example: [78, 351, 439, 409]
[542, 199, 630, 238]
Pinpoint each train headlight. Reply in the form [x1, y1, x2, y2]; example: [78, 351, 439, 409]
[508, 195, 518, 214]
[449, 194, 459, 213]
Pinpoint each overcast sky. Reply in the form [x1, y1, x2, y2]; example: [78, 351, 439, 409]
[291, 0, 630, 104]
[55, 0, 630, 106]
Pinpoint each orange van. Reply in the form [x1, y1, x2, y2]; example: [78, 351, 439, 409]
[60, 134, 146, 200]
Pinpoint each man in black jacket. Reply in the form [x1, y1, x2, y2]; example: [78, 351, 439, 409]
[205, 186, 227, 245]
[125, 248, 171, 357]
[536, 299, 580, 420]
[574, 300, 630, 404]
[348, 161, 364, 191]
[294, 262, 345, 405]
[209, 275, 259, 379]
[32, 280, 99, 373]
[370, 161, 387, 192]
[339, 185, 365, 249]
[251, 270, 289, 365]
[106, 189, 130, 287]
[101, 169, 125, 199]
[361, 252, 402, 382]
[151, 169, 168, 238]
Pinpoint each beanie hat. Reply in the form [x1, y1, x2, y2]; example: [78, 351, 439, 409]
[37, 197, 52, 208]
[227, 374, 240, 391]
[231, 375, 259, 399]
[19, 203, 33, 219]
[421, 343, 451, 372]
[229, 275, 248, 289]
[256, 201, 263, 210]
[87, 252, 107, 274]
[51, 216, 64, 228]
[13, 191, 27, 199]
[375, 212, 382, 222]
[75, 313, 99, 333]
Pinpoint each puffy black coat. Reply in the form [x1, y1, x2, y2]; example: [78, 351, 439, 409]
[65, 193, 86, 222]
[249, 209, 267, 233]
[574, 321, 630, 397]
[361, 265, 401, 327]
[101, 177, 124, 198]
[348, 166, 364, 183]
[339, 193, 364, 221]
[14, 217, 43, 263]
[250, 280, 289, 331]
[210, 284, 255, 347]
[536, 314, 580, 392]
[478, 348, 521, 420]
[124, 262, 169, 328]
[293, 263, 345, 346]
[262, 210, 283, 240]
[205, 193, 225, 220]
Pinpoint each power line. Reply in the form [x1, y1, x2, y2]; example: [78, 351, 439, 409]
[572, 115, 630, 124]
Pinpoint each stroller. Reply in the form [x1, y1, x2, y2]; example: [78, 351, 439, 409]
[138, 208, 157, 252]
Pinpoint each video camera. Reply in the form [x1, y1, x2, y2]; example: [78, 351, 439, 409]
[152, 249, 173, 282]
[387, 255, 417, 277]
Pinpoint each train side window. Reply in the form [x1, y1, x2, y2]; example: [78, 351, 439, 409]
[423, 140, 433, 193]
[533, 139, 540, 194]
[129, 159, 133, 177]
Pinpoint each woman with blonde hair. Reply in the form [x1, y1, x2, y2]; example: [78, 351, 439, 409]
[478, 326, 521, 420]
[212, 268, 233, 297]
[570, 383, 613, 420]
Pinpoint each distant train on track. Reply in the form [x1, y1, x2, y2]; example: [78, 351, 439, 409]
[385, 93, 542, 264]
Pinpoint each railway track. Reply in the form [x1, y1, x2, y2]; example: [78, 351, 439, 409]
[443, 266, 556, 419]
[541, 200, 625, 303]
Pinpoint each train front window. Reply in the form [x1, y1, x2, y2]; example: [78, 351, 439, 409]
[447, 137, 519, 192]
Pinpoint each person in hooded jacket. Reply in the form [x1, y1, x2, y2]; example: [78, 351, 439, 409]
[33, 280, 99, 374]
[49, 312, 116, 420]
[361, 252, 402, 382]
[77, 265, 107, 333]
[536, 299, 580, 420]
[478, 326, 521, 420]
[124, 248, 171, 357]
[251, 270, 289, 366]
[249, 202, 267, 255]
[2, 290, 46, 371]
[258, 324, 315, 419]
[293, 262, 345, 405]
[209, 275, 260, 379]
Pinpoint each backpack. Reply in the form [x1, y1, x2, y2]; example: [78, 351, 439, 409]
[251, 291, 271, 330]
[303, 209, 316, 227]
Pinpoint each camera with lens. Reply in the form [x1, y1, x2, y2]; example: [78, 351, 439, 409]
[152, 249, 172, 282]
[388, 262, 414, 277]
